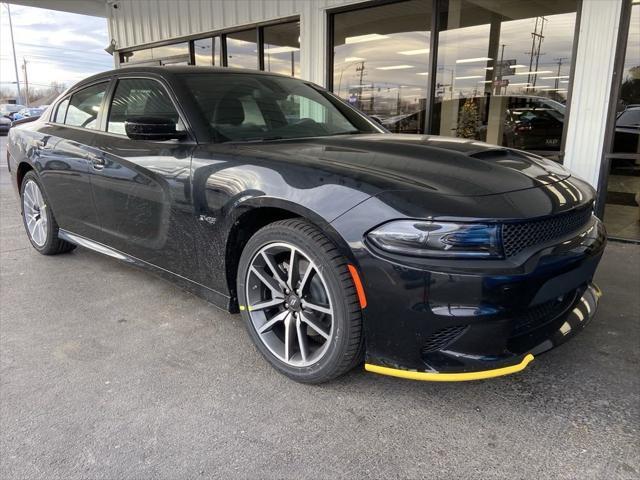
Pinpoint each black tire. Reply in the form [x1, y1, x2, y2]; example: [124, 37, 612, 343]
[20, 170, 75, 255]
[237, 219, 364, 384]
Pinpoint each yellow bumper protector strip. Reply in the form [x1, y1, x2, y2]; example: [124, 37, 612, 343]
[365, 353, 535, 382]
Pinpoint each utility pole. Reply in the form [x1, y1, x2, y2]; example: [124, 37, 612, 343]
[554, 57, 568, 90]
[526, 16, 547, 90]
[22, 58, 29, 106]
[355, 61, 366, 110]
[4, 4, 23, 104]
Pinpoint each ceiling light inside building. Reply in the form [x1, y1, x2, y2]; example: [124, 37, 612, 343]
[263, 46, 300, 54]
[377, 65, 414, 70]
[345, 57, 365, 62]
[455, 75, 484, 80]
[398, 48, 429, 55]
[456, 57, 492, 64]
[514, 70, 553, 75]
[345, 33, 389, 44]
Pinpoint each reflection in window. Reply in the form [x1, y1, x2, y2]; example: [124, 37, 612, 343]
[121, 42, 189, 66]
[263, 21, 300, 77]
[227, 30, 258, 69]
[333, 0, 431, 133]
[65, 82, 108, 130]
[433, 0, 577, 157]
[107, 78, 180, 135]
[194, 37, 221, 66]
[604, 3, 640, 240]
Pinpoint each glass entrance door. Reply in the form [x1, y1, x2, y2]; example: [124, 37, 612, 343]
[603, 2, 640, 241]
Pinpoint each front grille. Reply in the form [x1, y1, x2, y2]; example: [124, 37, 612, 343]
[420, 325, 467, 354]
[502, 206, 593, 257]
[510, 293, 576, 337]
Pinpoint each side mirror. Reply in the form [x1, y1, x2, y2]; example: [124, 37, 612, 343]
[125, 116, 187, 141]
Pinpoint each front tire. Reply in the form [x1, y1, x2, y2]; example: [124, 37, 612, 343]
[237, 219, 364, 383]
[20, 171, 75, 255]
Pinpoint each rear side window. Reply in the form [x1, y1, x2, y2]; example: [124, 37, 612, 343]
[107, 78, 180, 135]
[65, 82, 109, 129]
[54, 99, 69, 123]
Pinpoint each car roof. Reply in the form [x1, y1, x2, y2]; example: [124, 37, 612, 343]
[72, 65, 296, 91]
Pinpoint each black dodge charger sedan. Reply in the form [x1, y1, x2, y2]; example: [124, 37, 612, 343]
[7, 67, 605, 383]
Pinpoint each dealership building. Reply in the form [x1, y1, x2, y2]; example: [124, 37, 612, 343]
[10, 0, 640, 241]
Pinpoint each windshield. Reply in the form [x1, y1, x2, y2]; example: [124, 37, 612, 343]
[181, 73, 378, 142]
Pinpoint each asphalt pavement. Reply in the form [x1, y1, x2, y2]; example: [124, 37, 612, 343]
[1, 136, 638, 479]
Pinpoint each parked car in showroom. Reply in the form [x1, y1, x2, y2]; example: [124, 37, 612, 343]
[6, 67, 605, 383]
[384, 96, 566, 151]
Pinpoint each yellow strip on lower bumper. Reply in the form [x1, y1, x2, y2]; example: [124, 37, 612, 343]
[365, 353, 535, 382]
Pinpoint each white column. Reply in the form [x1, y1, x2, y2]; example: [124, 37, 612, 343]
[563, 0, 623, 188]
[299, 1, 327, 86]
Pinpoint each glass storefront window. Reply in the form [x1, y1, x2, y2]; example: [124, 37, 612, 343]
[263, 21, 301, 77]
[121, 42, 190, 66]
[433, 0, 578, 157]
[332, 0, 431, 133]
[194, 37, 222, 66]
[603, 3, 640, 241]
[227, 29, 258, 69]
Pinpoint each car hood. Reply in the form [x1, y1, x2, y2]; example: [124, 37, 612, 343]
[235, 134, 571, 197]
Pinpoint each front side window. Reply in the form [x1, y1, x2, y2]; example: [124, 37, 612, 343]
[64, 82, 109, 129]
[107, 78, 180, 135]
[182, 73, 376, 142]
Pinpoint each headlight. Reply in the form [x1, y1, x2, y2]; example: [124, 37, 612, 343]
[366, 220, 501, 258]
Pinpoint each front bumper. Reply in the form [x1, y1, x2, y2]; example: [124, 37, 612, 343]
[365, 284, 600, 381]
[345, 215, 606, 381]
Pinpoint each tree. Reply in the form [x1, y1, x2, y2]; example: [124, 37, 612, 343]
[456, 98, 480, 139]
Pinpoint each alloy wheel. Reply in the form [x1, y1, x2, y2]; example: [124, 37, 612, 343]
[22, 179, 48, 247]
[245, 242, 334, 367]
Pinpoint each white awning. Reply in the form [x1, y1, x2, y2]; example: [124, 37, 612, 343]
[5, 0, 107, 17]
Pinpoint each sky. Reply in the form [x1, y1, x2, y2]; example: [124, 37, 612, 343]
[0, 4, 113, 97]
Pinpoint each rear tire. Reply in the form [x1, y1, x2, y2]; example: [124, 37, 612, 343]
[237, 219, 364, 384]
[20, 170, 75, 255]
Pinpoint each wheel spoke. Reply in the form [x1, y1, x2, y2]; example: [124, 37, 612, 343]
[284, 314, 295, 361]
[295, 316, 309, 362]
[301, 300, 332, 316]
[297, 263, 314, 295]
[286, 247, 298, 290]
[261, 251, 288, 290]
[250, 297, 284, 311]
[34, 220, 44, 245]
[300, 313, 330, 340]
[258, 310, 289, 334]
[250, 266, 284, 297]
[23, 188, 35, 208]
